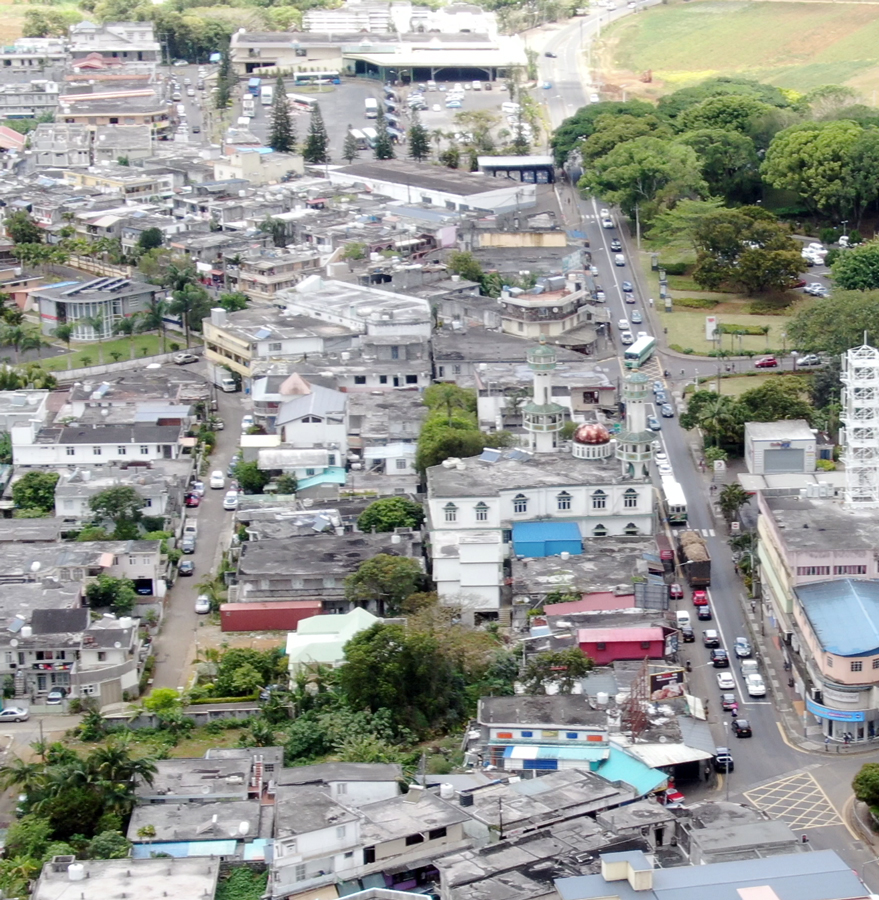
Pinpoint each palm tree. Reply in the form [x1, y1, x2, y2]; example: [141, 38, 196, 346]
[0, 325, 42, 364]
[719, 484, 751, 522]
[0, 758, 45, 794]
[113, 314, 140, 357]
[139, 298, 168, 353]
[53, 323, 73, 355]
[83, 314, 105, 364]
[89, 739, 157, 787]
[429, 383, 469, 424]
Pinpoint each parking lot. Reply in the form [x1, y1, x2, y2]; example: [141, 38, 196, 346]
[243, 76, 543, 160]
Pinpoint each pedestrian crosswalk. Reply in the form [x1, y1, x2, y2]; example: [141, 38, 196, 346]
[694, 528, 716, 538]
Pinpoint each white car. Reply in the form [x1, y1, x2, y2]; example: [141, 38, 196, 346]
[654, 449, 668, 462]
[614, 253, 625, 266]
[618, 318, 629, 330]
[195, 594, 211, 614]
[658, 463, 673, 476]
[241, 414, 254, 431]
[745, 673, 766, 697]
[602, 216, 614, 229]
[620, 331, 635, 345]
[223, 490, 239, 511]
[716, 672, 735, 690]
[590, 92, 600, 103]
[600, 208, 610, 218]
[0, 706, 29, 722]
[209, 470, 225, 490]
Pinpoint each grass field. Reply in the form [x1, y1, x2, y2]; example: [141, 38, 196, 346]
[657, 308, 788, 354]
[603, 0, 879, 98]
[37, 333, 167, 372]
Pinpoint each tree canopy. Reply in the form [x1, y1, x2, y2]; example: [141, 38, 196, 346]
[831, 240, 879, 291]
[357, 497, 424, 533]
[344, 554, 424, 616]
[787, 290, 879, 355]
[11, 471, 58, 514]
[88, 486, 143, 539]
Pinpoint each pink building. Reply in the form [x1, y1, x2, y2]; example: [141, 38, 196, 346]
[577, 626, 665, 665]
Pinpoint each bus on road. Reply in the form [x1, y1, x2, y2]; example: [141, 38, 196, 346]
[287, 93, 317, 112]
[661, 476, 688, 525]
[294, 71, 340, 86]
[260, 84, 273, 106]
[624, 334, 656, 369]
[247, 77, 261, 96]
[362, 127, 378, 148]
[242, 95, 255, 117]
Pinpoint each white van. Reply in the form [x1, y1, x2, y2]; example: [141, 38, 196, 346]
[502, 101, 520, 114]
[472, 80, 482, 91]
[219, 376, 238, 393]
[676, 610, 691, 629]
[427, 80, 437, 91]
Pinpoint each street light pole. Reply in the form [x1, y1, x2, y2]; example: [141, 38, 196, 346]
[724, 721, 730, 801]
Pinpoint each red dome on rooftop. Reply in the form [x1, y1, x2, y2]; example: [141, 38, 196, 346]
[573, 423, 611, 445]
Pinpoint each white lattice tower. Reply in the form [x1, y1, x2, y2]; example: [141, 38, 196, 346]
[841, 341, 879, 509]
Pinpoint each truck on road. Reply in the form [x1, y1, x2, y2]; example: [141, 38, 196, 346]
[260, 84, 273, 106]
[677, 530, 711, 586]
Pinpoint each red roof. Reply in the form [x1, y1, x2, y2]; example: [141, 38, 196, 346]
[221, 601, 321, 612]
[545, 592, 636, 615]
[578, 626, 664, 643]
[0, 127, 26, 152]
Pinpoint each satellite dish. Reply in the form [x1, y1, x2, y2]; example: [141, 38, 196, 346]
[114, 642, 122, 649]
[10, 639, 17, 647]
[238, 821, 249, 835]
[30, 562, 40, 573]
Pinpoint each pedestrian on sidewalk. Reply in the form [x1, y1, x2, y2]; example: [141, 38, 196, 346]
[824, 736, 830, 751]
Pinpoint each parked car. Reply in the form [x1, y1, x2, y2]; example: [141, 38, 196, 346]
[178, 560, 195, 576]
[658, 787, 685, 808]
[702, 629, 720, 648]
[647, 415, 661, 431]
[755, 356, 778, 368]
[745, 673, 766, 697]
[697, 604, 712, 620]
[680, 624, 695, 642]
[190, 481, 205, 497]
[798, 353, 823, 367]
[692, 589, 709, 606]
[804, 283, 825, 296]
[658, 462, 673, 476]
[716, 672, 735, 690]
[655, 449, 668, 462]
[241, 414, 254, 432]
[209, 470, 225, 489]
[669, 583, 684, 599]
[195, 594, 211, 614]
[184, 493, 200, 508]
[223, 490, 239, 511]
[173, 353, 198, 365]
[46, 687, 67, 705]
[0, 706, 29, 722]
[181, 535, 196, 554]
[710, 648, 730, 668]
[661, 404, 675, 418]
[732, 718, 752, 737]
[713, 747, 734, 771]
[735, 637, 752, 658]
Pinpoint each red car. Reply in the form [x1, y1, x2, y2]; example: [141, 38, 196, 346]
[668, 583, 684, 600]
[755, 356, 778, 368]
[692, 589, 709, 606]
[185, 493, 200, 508]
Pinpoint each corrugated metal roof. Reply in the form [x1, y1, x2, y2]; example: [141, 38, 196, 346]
[595, 747, 667, 796]
[297, 466, 347, 490]
[625, 742, 713, 768]
[796, 578, 879, 656]
[676, 714, 717, 755]
[276, 383, 346, 425]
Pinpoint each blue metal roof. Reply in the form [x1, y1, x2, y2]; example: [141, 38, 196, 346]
[297, 466, 347, 491]
[796, 579, 879, 656]
[512, 521, 582, 557]
[595, 747, 667, 796]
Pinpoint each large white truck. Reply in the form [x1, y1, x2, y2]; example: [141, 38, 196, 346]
[364, 97, 378, 118]
[260, 84, 273, 106]
[242, 94, 255, 117]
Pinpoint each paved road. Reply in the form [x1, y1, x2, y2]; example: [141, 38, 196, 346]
[539, 9, 879, 884]
[150, 383, 244, 691]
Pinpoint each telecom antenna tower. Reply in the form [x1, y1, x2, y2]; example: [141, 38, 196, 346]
[841, 337, 879, 509]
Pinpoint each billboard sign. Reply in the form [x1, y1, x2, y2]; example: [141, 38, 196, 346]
[649, 669, 685, 702]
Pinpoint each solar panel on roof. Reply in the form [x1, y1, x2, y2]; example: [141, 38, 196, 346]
[254, 328, 273, 340]
[507, 448, 532, 461]
[479, 448, 501, 464]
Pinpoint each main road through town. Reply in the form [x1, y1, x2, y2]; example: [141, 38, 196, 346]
[533, 11, 879, 885]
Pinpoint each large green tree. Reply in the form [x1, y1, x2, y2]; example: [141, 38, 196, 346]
[373, 103, 395, 161]
[551, 99, 655, 166]
[5, 210, 43, 245]
[578, 136, 706, 222]
[357, 497, 424, 533]
[523, 648, 593, 694]
[762, 120, 879, 222]
[302, 103, 330, 165]
[168, 282, 211, 347]
[88, 486, 143, 539]
[408, 110, 429, 162]
[678, 128, 761, 203]
[678, 94, 772, 135]
[788, 290, 879, 355]
[690, 206, 801, 295]
[338, 623, 467, 735]
[85, 575, 138, 614]
[831, 240, 879, 291]
[579, 113, 670, 165]
[268, 76, 296, 153]
[12, 471, 59, 514]
[344, 554, 424, 616]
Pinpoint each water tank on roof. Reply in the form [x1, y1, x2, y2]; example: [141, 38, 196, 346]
[118, 617, 133, 629]
[440, 783, 455, 800]
[68, 864, 85, 882]
[20, 625, 32, 639]
[596, 692, 608, 706]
